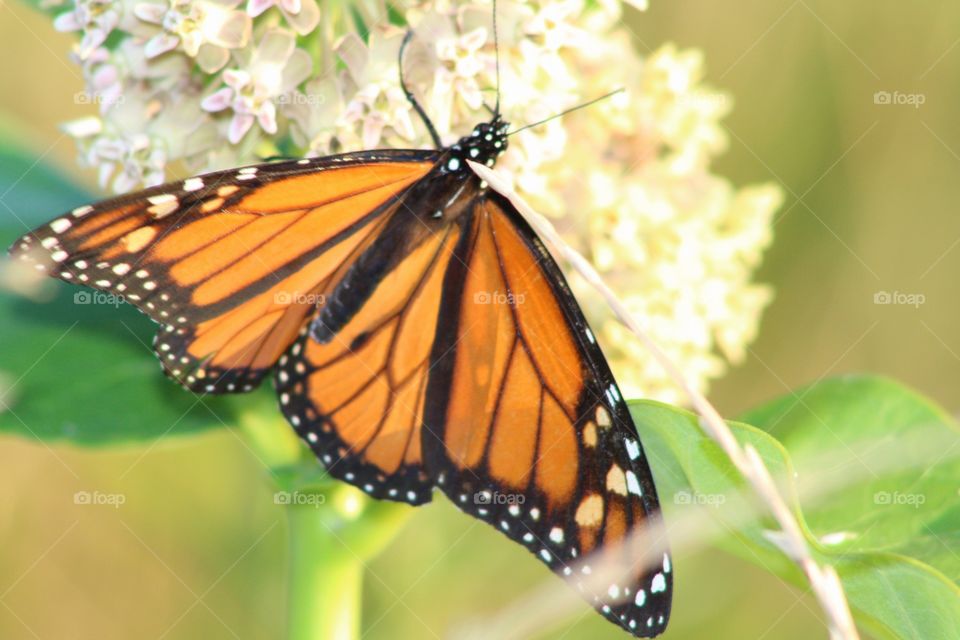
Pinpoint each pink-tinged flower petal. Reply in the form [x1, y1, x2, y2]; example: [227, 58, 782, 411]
[284, 0, 318, 35]
[459, 79, 484, 110]
[84, 46, 110, 65]
[208, 12, 251, 49]
[98, 85, 124, 113]
[257, 101, 277, 134]
[228, 113, 256, 144]
[128, 134, 151, 154]
[336, 33, 368, 85]
[436, 39, 457, 62]
[223, 69, 250, 89]
[91, 65, 118, 92]
[78, 29, 110, 59]
[53, 11, 82, 32]
[279, 0, 300, 13]
[246, 0, 273, 17]
[143, 170, 166, 188]
[133, 2, 165, 23]
[113, 171, 140, 194]
[461, 27, 488, 52]
[393, 110, 416, 141]
[144, 33, 180, 58]
[256, 28, 295, 65]
[62, 116, 103, 138]
[196, 44, 230, 73]
[456, 56, 482, 78]
[94, 10, 119, 35]
[201, 87, 235, 112]
[180, 31, 203, 57]
[340, 99, 364, 124]
[362, 114, 385, 149]
[98, 162, 115, 189]
[281, 48, 313, 92]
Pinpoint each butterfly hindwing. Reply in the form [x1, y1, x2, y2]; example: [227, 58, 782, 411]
[10, 151, 435, 394]
[421, 193, 673, 637]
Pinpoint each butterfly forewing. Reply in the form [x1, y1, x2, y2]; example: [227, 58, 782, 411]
[10, 151, 435, 393]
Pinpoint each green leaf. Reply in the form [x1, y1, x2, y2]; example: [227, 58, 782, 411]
[0, 132, 242, 445]
[741, 375, 960, 580]
[634, 374, 960, 640]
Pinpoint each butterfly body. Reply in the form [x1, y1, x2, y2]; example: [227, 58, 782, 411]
[10, 76, 671, 640]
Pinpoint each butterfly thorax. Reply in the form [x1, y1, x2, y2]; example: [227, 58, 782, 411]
[441, 117, 510, 174]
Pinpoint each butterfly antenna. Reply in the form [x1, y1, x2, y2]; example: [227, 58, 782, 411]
[493, 0, 501, 116]
[399, 30, 443, 149]
[508, 88, 625, 136]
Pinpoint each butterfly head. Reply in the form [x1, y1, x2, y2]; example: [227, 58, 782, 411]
[443, 117, 510, 174]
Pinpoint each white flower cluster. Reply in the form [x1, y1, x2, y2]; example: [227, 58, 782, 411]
[50, 0, 781, 400]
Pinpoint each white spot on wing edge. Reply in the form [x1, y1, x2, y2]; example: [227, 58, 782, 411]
[147, 193, 177, 205]
[50, 218, 71, 233]
[625, 470, 642, 496]
[650, 572, 666, 593]
[634, 589, 646, 607]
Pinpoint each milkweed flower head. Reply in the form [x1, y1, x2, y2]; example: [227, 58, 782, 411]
[49, 0, 781, 402]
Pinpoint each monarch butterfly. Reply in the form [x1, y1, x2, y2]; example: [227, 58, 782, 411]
[9, 12, 672, 638]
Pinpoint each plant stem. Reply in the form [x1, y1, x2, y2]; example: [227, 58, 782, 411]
[287, 503, 363, 640]
[238, 405, 414, 640]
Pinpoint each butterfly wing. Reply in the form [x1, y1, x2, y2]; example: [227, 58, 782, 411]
[421, 193, 673, 637]
[9, 151, 436, 393]
[271, 166, 480, 504]
[274, 221, 463, 504]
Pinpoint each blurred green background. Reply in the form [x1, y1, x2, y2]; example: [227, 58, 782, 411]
[1, 1, 958, 638]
